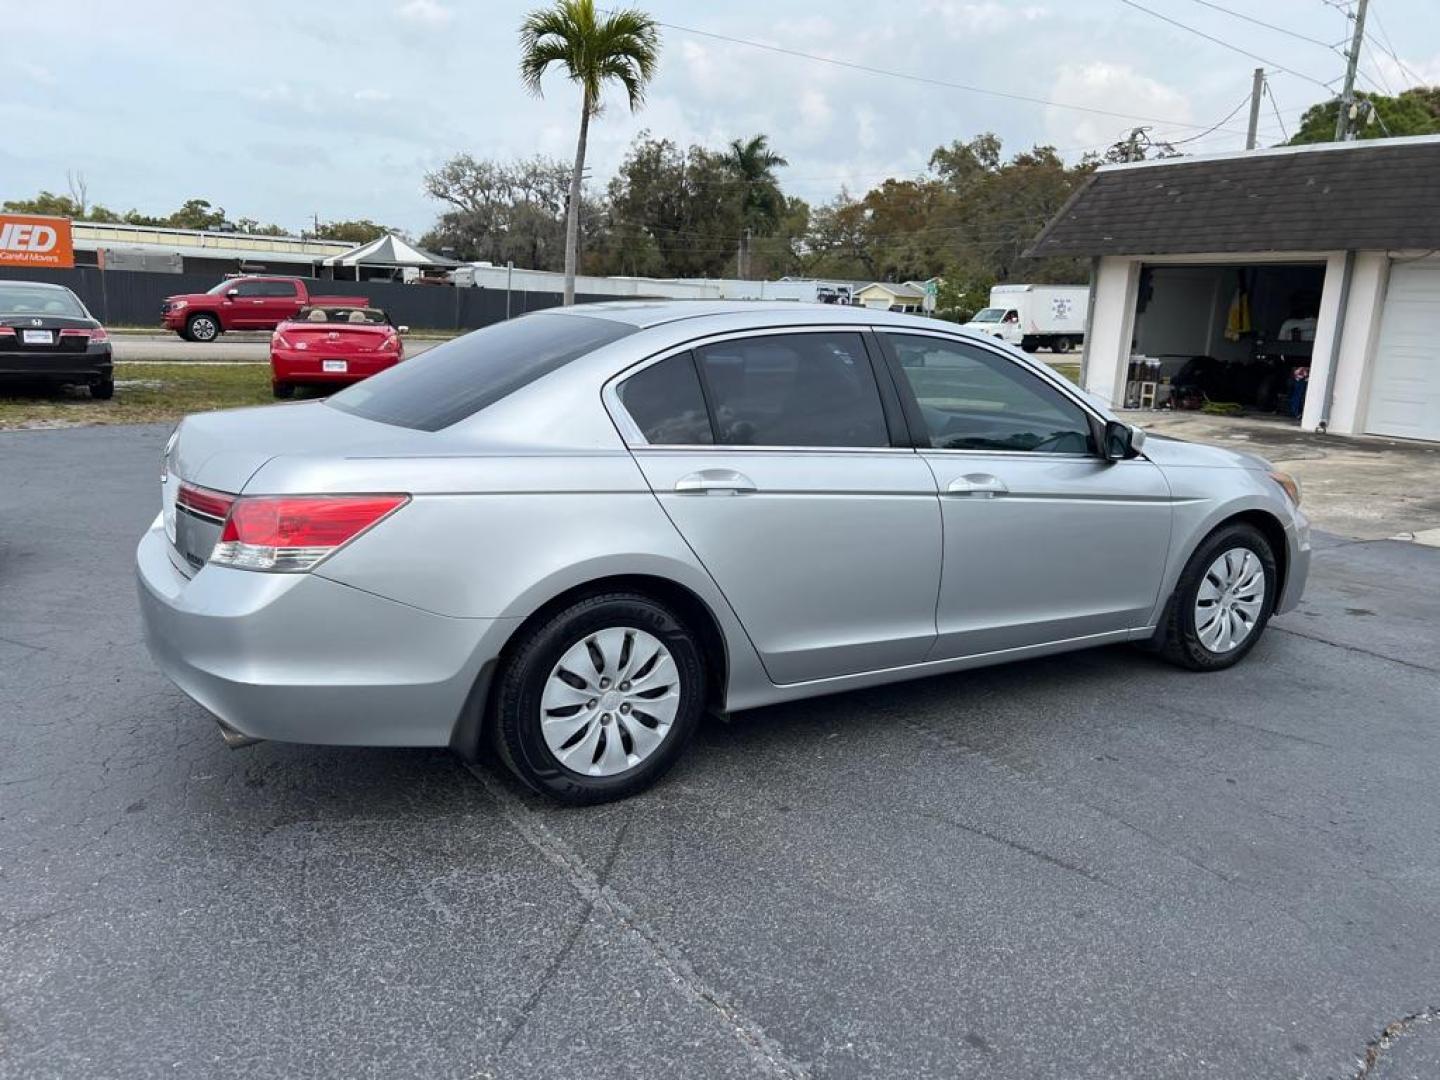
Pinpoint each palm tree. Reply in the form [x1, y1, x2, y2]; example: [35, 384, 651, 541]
[519, 0, 660, 305]
[725, 134, 788, 279]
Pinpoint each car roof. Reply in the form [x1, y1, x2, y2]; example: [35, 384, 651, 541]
[551, 299, 938, 331]
[0, 280, 74, 291]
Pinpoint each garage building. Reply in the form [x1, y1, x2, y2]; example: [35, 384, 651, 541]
[1027, 135, 1440, 443]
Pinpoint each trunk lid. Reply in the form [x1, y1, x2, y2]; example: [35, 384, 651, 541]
[280, 324, 392, 354]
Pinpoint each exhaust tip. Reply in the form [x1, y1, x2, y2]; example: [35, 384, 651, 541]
[216, 719, 264, 749]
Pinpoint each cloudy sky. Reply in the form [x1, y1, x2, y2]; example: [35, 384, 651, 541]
[4, 0, 1438, 237]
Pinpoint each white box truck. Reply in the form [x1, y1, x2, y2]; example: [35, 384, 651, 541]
[962, 284, 1088, 353]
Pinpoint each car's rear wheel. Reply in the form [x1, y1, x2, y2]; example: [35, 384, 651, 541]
[491, 592, 705, 804]
[272, 381, 295, 399]
[1052, 336, 1072, 353]
[1158, 522, 1277, 670]
[186, 314, 219, 342]
[90, 377, 115, 400]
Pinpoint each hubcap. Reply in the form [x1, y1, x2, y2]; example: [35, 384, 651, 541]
[540, 627, 680, 777]
[1194, 547, 1266, 654]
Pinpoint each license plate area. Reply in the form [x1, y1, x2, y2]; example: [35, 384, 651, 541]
[22, 329, 54, 345]
[323, 359, 348, 373]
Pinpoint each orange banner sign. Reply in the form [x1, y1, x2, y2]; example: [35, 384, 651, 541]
[0, 214, 75, 268]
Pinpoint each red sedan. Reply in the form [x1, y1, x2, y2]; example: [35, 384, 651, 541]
[269, 307, 405, 398]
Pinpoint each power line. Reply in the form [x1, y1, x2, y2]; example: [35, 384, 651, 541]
[1179, 0, 1340, 49]
[1366, 1, 1429, 88]
[1116, 0, 1334, 90]
[1167, 92, 1256, 144]
[1264, 80, 1291, 142]
[648, 17, 1258, 136]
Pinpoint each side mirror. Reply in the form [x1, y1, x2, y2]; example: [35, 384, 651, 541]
[225, 288, 240, 298]
[397, 325, 409, 335]
[1102, 420, 1146, 461]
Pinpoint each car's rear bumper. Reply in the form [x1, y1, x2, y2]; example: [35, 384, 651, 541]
[135, 519, 517, 747]
[0, 346, 111, 381]
[270, 351, 400, 384]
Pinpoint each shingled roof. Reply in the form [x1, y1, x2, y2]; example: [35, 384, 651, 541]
[1026, 135, 1440, 258]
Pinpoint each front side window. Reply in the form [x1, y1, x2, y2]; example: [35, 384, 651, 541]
[329, 311, 635, 431]
[618, 353, 713, 445]
[885, 333, 1094, 454]
[692, 332, 888, 447]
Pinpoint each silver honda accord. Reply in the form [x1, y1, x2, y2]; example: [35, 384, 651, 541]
[137, 301, 1310, 803]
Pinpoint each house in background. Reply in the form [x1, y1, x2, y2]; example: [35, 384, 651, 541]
[855, 280, 928, 312]
[1027, 135, 1440, 444]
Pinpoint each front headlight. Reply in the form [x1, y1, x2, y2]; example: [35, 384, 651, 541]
[1269, 470, 1301, 507]
[170, 300, 187, 311]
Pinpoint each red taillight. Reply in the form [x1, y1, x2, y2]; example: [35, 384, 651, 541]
[176, 482, 236, 522]
[0, 327, 15, 340]
[211, 494, 408, 572]
[59, 327, 110, 343]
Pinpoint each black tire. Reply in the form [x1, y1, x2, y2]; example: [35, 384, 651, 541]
[272, 381, 296, 399]
[490, 591, 705, 805]
[1052, 336, 1072, 353]
[1157, 522, 1278, 671]
[90, 378, 115, 400]
[185, 313, 220, 342]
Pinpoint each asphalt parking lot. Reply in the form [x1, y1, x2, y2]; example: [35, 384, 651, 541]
[4, 424, 1440, 1080]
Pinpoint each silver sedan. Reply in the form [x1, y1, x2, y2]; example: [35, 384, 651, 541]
[137, 301, 1310, 803]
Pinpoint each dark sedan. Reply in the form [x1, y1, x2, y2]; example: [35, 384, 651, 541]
[0, 281, 113, 399]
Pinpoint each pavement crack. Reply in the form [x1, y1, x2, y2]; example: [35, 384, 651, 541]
[1272, 625, 1440, 676]
[915, 810, 1111, 887]
[1353, 1005, 1440, 1078]
[467, 763, 811, 1080]
[496, 897, 595, 1057]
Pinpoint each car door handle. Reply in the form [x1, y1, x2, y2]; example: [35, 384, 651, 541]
[945, 473, 1008, 497]
[674, 469, 757, 495]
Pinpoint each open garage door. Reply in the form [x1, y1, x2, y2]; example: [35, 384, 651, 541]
[1366, 257, 1440, 441]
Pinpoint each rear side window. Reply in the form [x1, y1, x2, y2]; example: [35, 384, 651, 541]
[692, 332, 888, 447]
[619, 353, 713, 445]
[258, 280, 298, 297]
[328, 312, 635, 431]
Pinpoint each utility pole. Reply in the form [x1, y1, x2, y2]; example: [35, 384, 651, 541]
[1245, 67, 1265, 150]
[1335, 0, 1370, 141]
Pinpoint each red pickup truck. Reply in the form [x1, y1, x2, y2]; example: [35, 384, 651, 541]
[161, 276, 368, 341]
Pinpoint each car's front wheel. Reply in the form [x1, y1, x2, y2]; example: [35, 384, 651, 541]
[185, 314, 219, 342]
[1158, 522, 1278, 670]
[491, 592, 705, 804]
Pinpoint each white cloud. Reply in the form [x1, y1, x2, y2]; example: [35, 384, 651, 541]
[1045, 62, 1193, 154]
[920, 1, 1048, 37]
[398, 0, 452, 26]
[798, 89, 834, 137]
[20, 62, 56, 86]
[353, 88, 393, 103]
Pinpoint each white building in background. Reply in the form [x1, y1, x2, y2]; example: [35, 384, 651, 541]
[1027, 136, 1440, 444]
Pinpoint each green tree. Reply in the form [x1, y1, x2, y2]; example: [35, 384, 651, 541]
[592, 134, 742, 278]
[309, 219, 392, 244]
[519, 0, 660, 304]
[3, 191, 122, 222]
[723, 134, 788, 278]
[1286, 86, 1440, 145]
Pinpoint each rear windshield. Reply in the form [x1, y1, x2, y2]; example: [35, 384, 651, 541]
[0, 284, 87, 318]
[327, 312, 635, 431]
